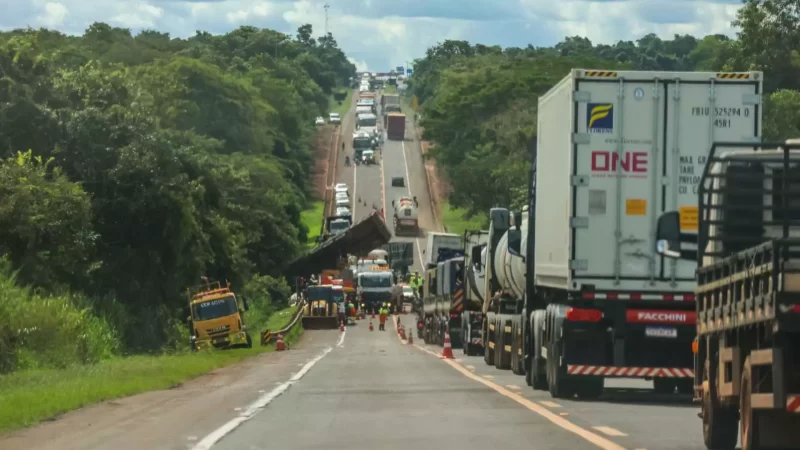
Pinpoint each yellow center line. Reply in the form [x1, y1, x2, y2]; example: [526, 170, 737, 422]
[411, 343, 627, 450]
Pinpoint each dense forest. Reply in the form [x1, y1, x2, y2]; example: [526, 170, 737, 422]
[407, 0, 800, 217]
[0, 23, 354, 372]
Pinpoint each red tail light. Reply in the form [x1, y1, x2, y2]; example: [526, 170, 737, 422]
[449, 313, 459, 319]
[565, 307, 603, 322]
[418, 321, 424, 328]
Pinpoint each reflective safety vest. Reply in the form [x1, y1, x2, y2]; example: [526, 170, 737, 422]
[410, 276, 422, 289]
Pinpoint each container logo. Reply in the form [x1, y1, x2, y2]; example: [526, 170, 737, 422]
[587, 103, 613, 133]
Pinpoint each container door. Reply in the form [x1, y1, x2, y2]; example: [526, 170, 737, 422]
[663, 78, 761, 281]
[573, 79, 666, 280]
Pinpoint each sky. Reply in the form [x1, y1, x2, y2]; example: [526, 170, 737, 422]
[0, 0, 745, 71]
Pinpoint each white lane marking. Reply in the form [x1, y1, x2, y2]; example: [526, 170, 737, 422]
[483, 375, 495, 379]
[592, 427, 628, 437]
[191, 340, 341, 450]
[466, 365, 476, 370]
[540, 401, 562, 408]
[506, 385, 521, 390]
[337, 330, 346, 347]
[400, 140, 425, 269]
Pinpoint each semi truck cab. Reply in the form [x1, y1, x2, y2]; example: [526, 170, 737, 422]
[188, 280, 252, 351]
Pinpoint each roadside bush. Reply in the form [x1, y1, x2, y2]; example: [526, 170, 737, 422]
[242, 274, 291, 331]
[0, 267, 119, 374]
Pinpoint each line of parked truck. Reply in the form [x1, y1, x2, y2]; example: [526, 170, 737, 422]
[417, 68, 800, 449]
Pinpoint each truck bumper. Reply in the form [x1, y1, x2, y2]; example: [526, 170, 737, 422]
[558, 303, 695, 379]
[195, 331, 249, 350]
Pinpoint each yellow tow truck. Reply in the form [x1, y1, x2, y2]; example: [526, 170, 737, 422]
[188, 279, 252, 351]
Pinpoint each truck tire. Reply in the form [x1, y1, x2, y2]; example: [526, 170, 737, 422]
[245, 332, 253, 349]
[511, 318, 525, 375]
[530, 310, 548, 390]
[547, 335, 574, 399]
[450, 327, 462, 349]
[484, 314, 495, 366]
[495, 316, 511, 370]
[740, 356, 759, 450]
[702, 359, 738, 449]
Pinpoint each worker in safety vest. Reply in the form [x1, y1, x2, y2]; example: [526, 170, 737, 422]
[378, 304, 388, 331]
[409, 271, 422, 298]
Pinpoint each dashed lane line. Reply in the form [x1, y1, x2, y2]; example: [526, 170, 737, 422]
[191, 330, 344, 450]
[540, 401, 562, 408]
[592, 427, 629, 437]
[410, 343, 628, 450]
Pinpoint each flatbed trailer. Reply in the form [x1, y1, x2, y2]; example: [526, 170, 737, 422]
[656, 140, 800, 449]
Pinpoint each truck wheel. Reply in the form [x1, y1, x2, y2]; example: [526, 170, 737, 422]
[530, 311, 548, 390]
[450, 328, 462, 349]
[495, 316, 511, 370]
[509, 320, 519, 374]
[511, 319, 525, 375]
[547, 341, 574, 399]
[483, 316, 495, 366]
[740, 356, 760, 450]
[703, 359, 738, 449]
[245, 332, 253, 349]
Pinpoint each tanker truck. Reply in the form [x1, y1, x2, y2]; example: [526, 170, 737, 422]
[478, 68, 764, 400]
[391, 195, 419, 236]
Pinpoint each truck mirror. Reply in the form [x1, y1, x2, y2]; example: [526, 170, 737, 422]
[655, 212, 681, 259]
[513, 211, 522, 230]
[508, 229, 522, 255]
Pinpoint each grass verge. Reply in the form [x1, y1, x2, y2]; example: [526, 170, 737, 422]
[441, 201, 488, 236]
[0, 305, 302, 434]
[329, 89, 352, 117]
[301, 200, 325, 248]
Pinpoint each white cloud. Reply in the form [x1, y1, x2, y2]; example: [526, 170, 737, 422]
[349, 57, 369, 72]
[36, 2, 69, 27]
[3, 0, 747, 70]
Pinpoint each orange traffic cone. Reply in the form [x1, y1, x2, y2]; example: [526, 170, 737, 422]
[441, 328, 454, 359]
[340, 321, 345, 332]
[369, 320, 374, 331]
[276, 334, 286, 351]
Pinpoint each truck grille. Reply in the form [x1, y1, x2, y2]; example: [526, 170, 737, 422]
[207, 325, 230, 336]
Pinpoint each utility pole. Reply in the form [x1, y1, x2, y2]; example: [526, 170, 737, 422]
[324, 3, 330, 35]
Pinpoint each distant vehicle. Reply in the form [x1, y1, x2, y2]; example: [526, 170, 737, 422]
[402, 285, 415, 303]
[336, 207, 351, 217]
[335, 197, 350, 208]
[329, 112, 341, 124]
[362, 150, 375, 165]
[334, 183, 349, 195]
[315, 116, 325, 125]
[335, 193, 349, 203]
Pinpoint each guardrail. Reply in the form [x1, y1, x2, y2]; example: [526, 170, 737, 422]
[260, 302, 306, 346]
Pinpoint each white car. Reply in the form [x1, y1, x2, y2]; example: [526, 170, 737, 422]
[315, 116, 325, 125]
[334, 183, 349, 195]
[336, 207, 351, 217]
[335, 192, 349, 202]
[335, 197, 350, 208]
[329, 113, 341, 124]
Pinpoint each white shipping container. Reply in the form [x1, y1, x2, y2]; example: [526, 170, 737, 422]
[425, 232, 462, 267]
[534, 69, 763, 295]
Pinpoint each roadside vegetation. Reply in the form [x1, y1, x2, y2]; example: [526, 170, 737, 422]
[441, 202, 488, 237]
[406, 1, 800, 217]
[329, 88, 353, 117]
[0, 22, 352, 428]
[301, 201, 326, 248]
[0, 305, 301, 433]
